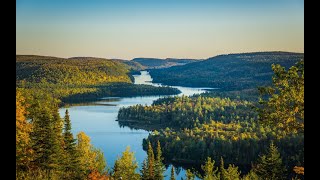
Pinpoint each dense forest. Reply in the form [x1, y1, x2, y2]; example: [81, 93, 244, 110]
[16, 55, 133, 85]
[16, 88, 108, 179]
[16, 55, 180, 105]
[18, 90, 302, 180]
[118, 60, 304, 179]
[132, 58, 201, 69]
[149, 52, 304, 91]
[16, 54, 304, 179]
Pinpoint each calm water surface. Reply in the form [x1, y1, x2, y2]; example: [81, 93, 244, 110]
[59, 71, 215, 179]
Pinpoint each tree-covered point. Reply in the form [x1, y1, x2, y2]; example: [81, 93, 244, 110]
[118, 95, 257, 130]
[61, 83, 181, 104]
[149, 52, 304, 91]
[143, 120, 303, 173]
[16, 55, 180, 105]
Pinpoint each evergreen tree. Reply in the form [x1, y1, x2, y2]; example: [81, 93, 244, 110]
[242, 170, 259, 180]
[185, 169, 195, 180]
[254, 142, 286, 180]
[220, 158, 241, 180]
[30, 95, 64, 172]
[154, 141, 165, 180]
[141, 159, 149, 180]
[62, 109, 80, 176]
[147, 142, 155, 179]
[201, 157, 220, 180]
[112, 146, 140, 180]
[170, 166, 175, 180]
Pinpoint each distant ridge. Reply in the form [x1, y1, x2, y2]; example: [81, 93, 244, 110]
[149, 51, 304, 90]
[132, 58, 202, 69]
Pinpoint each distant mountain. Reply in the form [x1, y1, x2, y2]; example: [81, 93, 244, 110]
[149, 51, 304, 91]
[132, 58, 201, 69]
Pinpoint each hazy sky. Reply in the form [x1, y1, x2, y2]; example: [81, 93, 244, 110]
[16, 0, 304, 60]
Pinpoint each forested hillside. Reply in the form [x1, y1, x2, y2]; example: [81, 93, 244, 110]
[118, 60, 304, 179]
[17, 55, 133, 85]
[16, 55, 180, 105]
[149, 52, 304, 90]
[132, 58, 201, 69]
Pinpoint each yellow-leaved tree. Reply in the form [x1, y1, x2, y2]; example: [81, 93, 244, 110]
[77, 131, 107, 178]
[16, 89, 33, 170]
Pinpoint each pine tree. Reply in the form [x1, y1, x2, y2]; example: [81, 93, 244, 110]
[30, 95, 64, 172]
[141, 159, 149, 180]
[147, 142, 155, 179]
[242, 170, 259, 180]
[154, 141, 165, 180]
[220, 158, 241, 180]
[63, 109, 80, 176]
[185, 169, 195, 180]
[201, 157, 220, 180]
[254, 142, 286, 180]
[170, 166, 175, 180]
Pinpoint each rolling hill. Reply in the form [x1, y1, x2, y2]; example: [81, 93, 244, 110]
[16, 55, 134, 85]
[149, 51, 304, 91]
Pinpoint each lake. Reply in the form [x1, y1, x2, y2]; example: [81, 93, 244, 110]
[59, 71, 215, 179]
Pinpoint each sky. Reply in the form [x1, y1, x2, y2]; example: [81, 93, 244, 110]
[16, 0, 304, 60]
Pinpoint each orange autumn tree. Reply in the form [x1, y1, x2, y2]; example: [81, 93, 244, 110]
[16, 89, 33, 170]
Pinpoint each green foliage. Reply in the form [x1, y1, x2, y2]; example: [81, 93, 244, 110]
[123, 60, 304, 178]
[154, 141, 165, 180]
[112, 146, 140, 180]
[185, 169, 196, 180]
[257, 60, 304, 133]
[220, 158, 241, 180]
[16, 55, 132, 85]
[16, 55, 180, 105]
[29, 93, 64, 171]
[141, 159, 149, 180]
[242, 170, 259, 180]
[118, 95, 257, 129]
[62, 110, 81, 178]
[61, 83, 181, 104]
[201, 157, 220, 180]
[147, 142, 155, 179]
[149, 52, 303, 90]
[253, 142, 286, 180]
